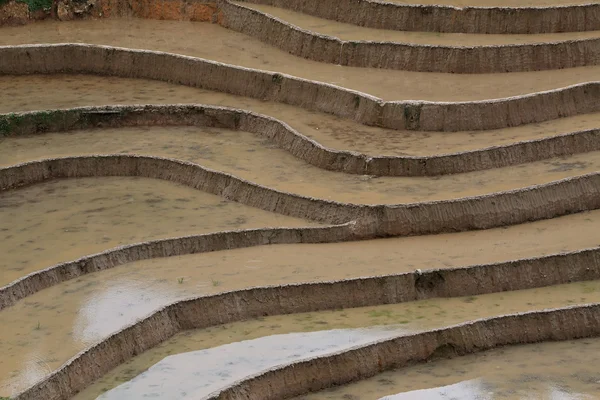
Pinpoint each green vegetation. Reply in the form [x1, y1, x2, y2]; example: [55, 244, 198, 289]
[211, 278, 222, 287]
[0, 0, 53, 12]
[22, 0, 53, 12]
[0, 110, 56, 137]
[271, 73, 283, 85]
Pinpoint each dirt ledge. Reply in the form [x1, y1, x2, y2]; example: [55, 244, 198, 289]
[4, 105, 600, 177]
[219, 0, 600, 73]
[12, 291, 600, 399]
[3, 155, 600, 237]
[2, 44, 600, 132]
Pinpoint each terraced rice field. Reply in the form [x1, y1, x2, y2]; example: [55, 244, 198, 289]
[1, 0, 600, 399]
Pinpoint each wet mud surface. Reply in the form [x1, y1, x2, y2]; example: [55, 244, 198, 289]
[65, 281, 600, 399]
[294, 338, 600, 399]
[0, 176, 314, 285]
[3, 74, 600, 158]
[239, 2, 600, 46]
[1, 207, 600, 395]
[1, 20, 598, 101]
[2, 125, 599, 204]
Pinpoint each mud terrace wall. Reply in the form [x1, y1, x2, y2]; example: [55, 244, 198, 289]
[235, 0, 600, 34]
[4, 154, 600, 236]
[0, 223, 356, 310]
[13, 282, 600, 399]
[3, 44, 600, 131]
[208, 304, 600, 400]
[98, 0, 219, 21]
[219, 0, 600, 73]
[6, 106, 600, 177]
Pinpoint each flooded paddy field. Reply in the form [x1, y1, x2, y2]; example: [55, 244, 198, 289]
[2, 279, 600, 397]
[0, 176, 315, 285]
[0, 208, 599, 395]
[237, 2, 600, 46]
[293, 338, 600, 400]
[1, 0, 599, 396]
[3, 74, 600, 158]
[1, 19, 598, 101]
[2, 125, 599, 204]
[65, 281, 600, 399]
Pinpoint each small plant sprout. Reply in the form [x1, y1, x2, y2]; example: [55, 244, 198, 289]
[177, 277, 184, 284]
[211, 278, 222, 287]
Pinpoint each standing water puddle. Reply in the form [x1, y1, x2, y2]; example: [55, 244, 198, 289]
[98, 327, 403, 400]
[65, 280, 600, 399]
[2, 126, 599, 204]
[3, 74, 600, 158]
[0, 19, 598, 101]
[293, 338, 600, 399]
[0, 176, 315, 285]
[2, 272, 600, 395]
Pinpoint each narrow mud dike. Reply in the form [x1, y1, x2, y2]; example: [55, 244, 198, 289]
[4, 44, 600, 131]
[1, 205, 599, 310]
[205, 304, 600, 400]
[0, 223, 355, 310]
[12, 284, 600, 400]
[231, 0, 600, 34]
[219, 0, 600, 73]
[6, 106, 600, 177]
[4, 155, 600, 237]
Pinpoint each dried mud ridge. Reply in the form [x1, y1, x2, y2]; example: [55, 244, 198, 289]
[6, 105, 600, 177]
[12, 284, 600, 400]
[5, 44, 600, 132]
[226, 0, 600, 34]
[220, 0, 600, 73]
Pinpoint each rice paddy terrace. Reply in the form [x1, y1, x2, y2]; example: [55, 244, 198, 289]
[2, 0, 600, 398]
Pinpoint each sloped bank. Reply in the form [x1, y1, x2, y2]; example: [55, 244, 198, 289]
[219, 0, 600, 73]
[0, 223, 355, 310]
[230, 0, 600, 34]
[4, 155, 600, 237]
[204, 304, 600, 400]
[12, 283, 600, 399]
[3, 44, 600, 131]
[5, 106, 600, 177]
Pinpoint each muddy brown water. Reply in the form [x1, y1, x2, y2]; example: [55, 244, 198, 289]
[2, 209, 600, 396]
[238, 2, 600, 45]
[3, 74, 600, 158]
[1, 19, 599, 101]
[60, 280, 600, 399]
[293, 338, 600, 399]
[0, 177, 315, 286]
[3, 125, 600, 205]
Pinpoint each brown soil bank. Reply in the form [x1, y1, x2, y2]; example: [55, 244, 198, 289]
[3, 199, 600, 310]
[12, 289, 600, 400]
[5, 20, 600, 104]
[203, 305, 600, 400]
[232, 0, 600, 34]
[5, 106, 600, 177]
[2, 0, 598, 34]
[4, 155, 600, 237]
[4, 74, 600, 160]
[219, 0, 600, 73]
[2, 44, 600, 132]
[0, 0, 219, 25]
